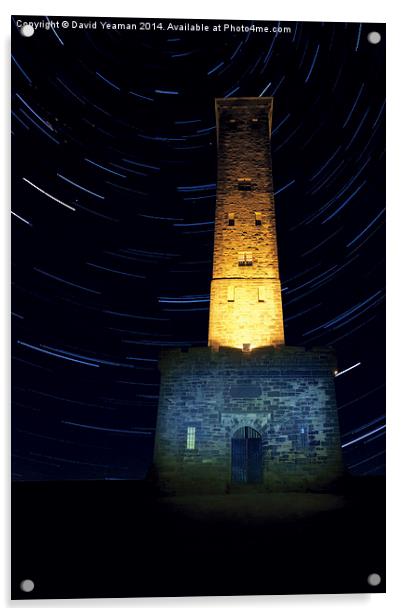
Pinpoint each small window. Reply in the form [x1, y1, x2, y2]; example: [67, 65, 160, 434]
[228, 212, 235, 226]
[255, 211, 262, 226]
[299, 426, 308, 449]
[251, 118, 259, 123]
[258, 286, 266, 302]
[227, 286, 235, 302]
[238, 177, 252, 191]
[186, 427, 196, 450]
[226, 118, 238, 128]
[238, 252, 253, 266]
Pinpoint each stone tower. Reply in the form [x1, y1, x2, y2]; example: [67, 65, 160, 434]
[209, 98, 284, 350]
[153, 98, 344, 495]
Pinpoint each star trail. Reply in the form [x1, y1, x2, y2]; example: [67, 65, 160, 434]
[11, 17, 385, 480]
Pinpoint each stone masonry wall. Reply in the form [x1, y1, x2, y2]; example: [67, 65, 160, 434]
[208, 98, 285, 349]
[153, 346, 344, 494]
[209, 278, 284, 349]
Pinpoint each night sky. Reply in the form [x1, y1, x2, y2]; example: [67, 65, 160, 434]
[11, 16, 385, 481]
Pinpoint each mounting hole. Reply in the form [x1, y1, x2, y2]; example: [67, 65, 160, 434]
[20, 24, 35, 38]
[367, 573, 381, 587]
[20, 579, 34, 592]
[367, 31, 381, 45]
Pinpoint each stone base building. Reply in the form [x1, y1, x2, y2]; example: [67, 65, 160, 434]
[152, 97, 344, 494]
[153, 346, 343, 494]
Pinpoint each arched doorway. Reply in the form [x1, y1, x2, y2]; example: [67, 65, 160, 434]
[231, 426, 262, 483]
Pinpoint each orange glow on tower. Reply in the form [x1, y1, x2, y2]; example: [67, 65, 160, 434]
[208, 98, 285, 350]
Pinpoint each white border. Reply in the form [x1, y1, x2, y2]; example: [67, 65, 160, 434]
[2, 1, 401, 613]
[5, 1, 391, 22]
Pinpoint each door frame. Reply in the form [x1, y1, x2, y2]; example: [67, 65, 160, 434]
[231, 426, 263, 484]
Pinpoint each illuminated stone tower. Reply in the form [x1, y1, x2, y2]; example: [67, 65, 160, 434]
[208, 98, 284, 350]
[152, 98, 344, 495]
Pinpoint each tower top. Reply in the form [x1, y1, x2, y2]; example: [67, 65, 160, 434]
[215, 97, 273, 140]
[208, 97, 284, 351]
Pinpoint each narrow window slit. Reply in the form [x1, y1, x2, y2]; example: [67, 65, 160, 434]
[258, 286, 266, 302]
[238, 177, 253, 191]
[238, 252, 253, 266]
[186, 427, 196, 450]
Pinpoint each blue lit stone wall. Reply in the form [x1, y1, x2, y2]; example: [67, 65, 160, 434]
[153, 346, 344, 494]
